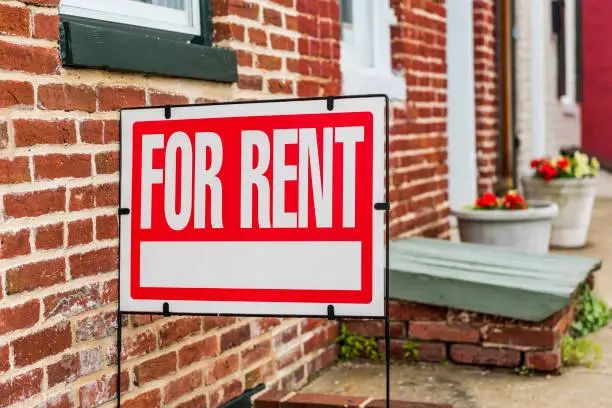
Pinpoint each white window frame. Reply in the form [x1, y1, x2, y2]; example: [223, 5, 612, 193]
[59, 0, 201, 36]
[340, 0, 405, 100]
[561, 0, 578, 115]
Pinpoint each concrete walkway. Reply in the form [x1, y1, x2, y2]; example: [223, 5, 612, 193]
[302, 199, 612, 408]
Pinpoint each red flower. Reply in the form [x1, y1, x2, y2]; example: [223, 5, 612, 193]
[502, 192, 527, 210]
[530, 158, 542, 169]
[538, 162, 558, 181]
[475, 192, 498, 209]
[557, 157, 570, 171]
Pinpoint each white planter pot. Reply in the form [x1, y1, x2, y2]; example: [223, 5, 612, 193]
[521, 177, 597, 248]
[452, 200, 559, 253]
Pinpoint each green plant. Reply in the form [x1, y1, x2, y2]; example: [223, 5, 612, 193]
[571, 286, 612, 338]
[336, 324, 383, 361]
[402, 341, 420, 361]
[561, 335, 603, 368]
[515, 365, 533, 376]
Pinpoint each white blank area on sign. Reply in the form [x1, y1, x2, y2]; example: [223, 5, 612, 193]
[140, 241, 362, 290]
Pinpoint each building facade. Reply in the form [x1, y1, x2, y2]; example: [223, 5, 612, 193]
[0, 0, 497, 407]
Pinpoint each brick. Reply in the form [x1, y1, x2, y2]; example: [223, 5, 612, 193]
[0, 4, 30, 36]
[263, 8, 282, 26]
[175, 395, 207, 408]
[209, 378, 243, 407]
[69, 246, 118, 278]
[0, 368, 43, 407]
[96, 215, 118, 240]
[270, 0, 293, 7]
[274, 325, 298, 348]
[159, 317, 202, 348]
[0, 229, 30, 259]
[43, 392, 74, 408]
[276, 344, 301, 370]
[204, 316, 236, 331]
[367, 400, 452, 408]
[307, 346, 337, 376]
[34, 154, 91, 180]
[227, 0, 259, 20]
[0, 157, 30, 184]
[69, 185, 95, 211]
[383, 339, 446, 362]
[43, 283, 100, 318]
[75, 310, 117, 342]
[409, 322, 480, 343]
[122, 389, 161, 408]
[297, 80, 320, 97]
[6, 258, 65, 294]
[0, 345, 9, 374]
[245, 360, 274, 389]
[38, 84, 96, 112]
[104, 120, 120, 142]
[304, 329, 327, 354]
[131, 314, 163, 327]
[47, 347, 105, 387]
[0, 40, 59, 74]
[251, 317, 281, 336]
[164, 370, 202, 404]
[280, 365, 305, 389]
[149, 91, 188, 106]
[35, 223, 63, 250]
[256, 54, 282, 70]
[95, 151, 119, 174]
[13, 119, 75, 146]
[135, 352, 177, 385]
[483, 326, 558, 349]
[220, 323, 251, 352]
[0, 122, 7, 148]
[389, 301, 447, 321]
[0, 299, 40, 335]
[236, 49, 253, 67]
[13, 321, 72, 367]
[345, 320, 405, 338]
[78, 372, 128, 408]
[95, 183, 119, 207]
[79, 120, 103, 144]
[0, 80, 34, 107]
[215, 22, 245, 41]
[205, 353, 239, 384]
[179, 336, 219, 368]
[248, 27, 268, 46]
[122, 330, 157, 360]
[525, 349, 562, 371]
[287, 394, 367, 408]
[450, 344, 521, 367]
[102, 279, 118, 303]
[33, 13, 59, 40]
[270, 34, 295, 51]
[268, 79, 293, 94]
[242, 339, 272, 368]
[254, 390, 290, 408]
[98, 86, 145, 111]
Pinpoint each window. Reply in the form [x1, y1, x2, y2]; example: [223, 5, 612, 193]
[552, 0, 581, 114]
[339, 0, 405, 100]
[60, 0, 201, 35]
[58, 0, 237, 83]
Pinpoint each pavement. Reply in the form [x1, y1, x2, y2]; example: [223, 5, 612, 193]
[301, 198, 612, 408]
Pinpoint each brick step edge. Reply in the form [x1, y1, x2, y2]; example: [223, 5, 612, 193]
[254, 390, 452, 408]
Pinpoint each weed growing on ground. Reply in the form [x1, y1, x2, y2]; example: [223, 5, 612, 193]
[571, 286, 612, 338]
[402, 341, 420, 362]
[336, 324, 383, 361]
[515, 365, 533, 376]
[561, 335, 603, 368]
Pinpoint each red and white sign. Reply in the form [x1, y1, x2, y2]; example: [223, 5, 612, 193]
[119, 96, 386, 317]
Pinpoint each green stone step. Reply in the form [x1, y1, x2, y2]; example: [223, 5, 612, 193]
[389, 238, 601, 322]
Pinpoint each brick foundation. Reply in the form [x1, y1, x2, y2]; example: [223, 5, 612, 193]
[344, 297, 579, 372]
[254, 389, 452, 408]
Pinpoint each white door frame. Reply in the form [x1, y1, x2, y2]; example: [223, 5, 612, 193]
[446, 0, 477, 225]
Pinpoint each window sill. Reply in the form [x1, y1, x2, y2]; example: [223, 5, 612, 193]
[341, 64, 406, 101]
[59, 17, 238, 83]
[561, 95, 579, 117]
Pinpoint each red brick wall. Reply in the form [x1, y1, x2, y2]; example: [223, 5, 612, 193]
[473, 0, 499, 194]
[0, 1, 340, 407]
[389, 0, 450, 239]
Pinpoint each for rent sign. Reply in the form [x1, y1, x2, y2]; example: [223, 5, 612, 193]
[119, 96, 386, 316]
